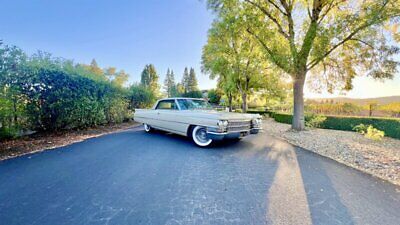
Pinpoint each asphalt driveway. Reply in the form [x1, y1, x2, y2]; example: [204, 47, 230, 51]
[0, 126, 399, 225]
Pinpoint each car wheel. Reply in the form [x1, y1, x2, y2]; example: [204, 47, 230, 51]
[143, 123, 152, 133]
[192, 126, 212, 147]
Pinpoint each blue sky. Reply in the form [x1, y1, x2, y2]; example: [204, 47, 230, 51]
[0, 0, 216, 89]
[1, 0, 399, 98]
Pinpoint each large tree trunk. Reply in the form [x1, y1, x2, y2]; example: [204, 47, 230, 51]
[241, 92, 247, 113]
[292, 77, 306, 130]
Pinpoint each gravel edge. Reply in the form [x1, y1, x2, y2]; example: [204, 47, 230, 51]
[263, 119, 400, 186]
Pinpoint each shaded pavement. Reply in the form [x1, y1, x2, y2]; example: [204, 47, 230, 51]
[0, 126, 399, 225]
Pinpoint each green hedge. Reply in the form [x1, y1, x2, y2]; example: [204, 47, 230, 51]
[270, 112, 400, 139]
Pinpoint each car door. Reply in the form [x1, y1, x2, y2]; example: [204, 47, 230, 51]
[154, 99, 181, 133]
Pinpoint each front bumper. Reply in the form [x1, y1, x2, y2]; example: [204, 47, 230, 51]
[206, 128, 261, 141]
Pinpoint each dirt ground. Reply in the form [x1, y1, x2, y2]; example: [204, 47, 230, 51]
[0, 121, 140, 161]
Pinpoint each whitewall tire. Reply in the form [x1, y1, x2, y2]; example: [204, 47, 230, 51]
[144, 123, 152, 133]
[192, 126, 212, 147]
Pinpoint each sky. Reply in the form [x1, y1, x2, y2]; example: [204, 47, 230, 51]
[1, 0, 399, 98]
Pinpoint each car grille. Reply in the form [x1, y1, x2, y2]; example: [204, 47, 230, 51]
[227, 120, 251, 132]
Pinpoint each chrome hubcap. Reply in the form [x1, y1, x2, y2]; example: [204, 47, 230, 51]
[195, 128, 209, 143]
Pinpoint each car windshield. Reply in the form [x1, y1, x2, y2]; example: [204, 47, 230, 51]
[177, 99, 212, 110]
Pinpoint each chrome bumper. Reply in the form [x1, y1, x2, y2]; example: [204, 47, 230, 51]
[206, 128, 261, 140]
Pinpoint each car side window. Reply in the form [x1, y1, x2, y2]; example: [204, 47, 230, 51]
[156, 100, 178, 110]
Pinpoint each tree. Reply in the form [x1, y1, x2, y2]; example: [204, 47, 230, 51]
[188, 68, 199, 92]
[181, 67, 190, 93]
[368, 102, 378, 117]
[88, 59, 108, 81]
[181, 90, 203, 98]
[163, 68, 177, 97]
[208, 0, 400, 130]
[176, 82, 185, 96]
[105, 67, 129, 87]
[0, 42, 28, 136]
[380, 102, 400, 117]
[112, 70, 129, 87]
[207, 89, 222, 104]
[140, 64, 160, 95]
[202, 9, 276, 112]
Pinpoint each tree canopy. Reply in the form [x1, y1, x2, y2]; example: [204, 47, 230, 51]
[140, 64, 160, 95]
[202, 6, 285, 112]
[207, 0, 400, 128]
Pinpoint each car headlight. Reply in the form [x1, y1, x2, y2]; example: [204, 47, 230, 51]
[252, 118, 262, 127]
[217, 120, 229, 128]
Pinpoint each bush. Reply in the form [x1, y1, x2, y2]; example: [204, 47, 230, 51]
[247, 110, 269, 115]
[207, 89, 221, 104]
[322, 116, 399, 139]
[365, 125, 385, 140]
[0, 127, 19, 139]
[128, 84, 156, 109]
[352, 124, 368, 134]
[271, 112, 400, 139]
[353, 124, 385, 140]
[305, 114, 327, 128]
[272, 112, 293, 124]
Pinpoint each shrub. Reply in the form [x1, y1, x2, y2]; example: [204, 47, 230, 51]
[365, 125, 385, 140]
[0, 127, 19, 139]
[272, 113, 293, 124]
[207, 89, 221, 104]
[322, 116, 399, 139]
[270, 112, 400, 139]
[129, 84, 156, 109]
[353, 124, 385, 140]
[305, 114, 327, 128]
[352, 124, 368, 134]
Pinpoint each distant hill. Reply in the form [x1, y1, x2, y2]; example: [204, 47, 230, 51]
[307, 96, 400, 105]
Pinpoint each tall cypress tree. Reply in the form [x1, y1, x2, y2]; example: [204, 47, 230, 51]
[163, 68, 176, 97]
[188, 67, 198, 92]
[170, 70, 178, 97]
[181, 67, 189, 93]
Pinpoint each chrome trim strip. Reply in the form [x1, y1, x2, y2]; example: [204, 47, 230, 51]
[207, 128, 262, 135]
[207, 129, 250, 135]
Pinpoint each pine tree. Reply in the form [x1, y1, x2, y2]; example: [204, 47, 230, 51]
[163, 68, 176, 97]
[188, 67, 198, 92]
[181, 67, 190, 93]
[140, 65, 150, 87]
[140, 64, 159, 95]
[170, 70, 178, 97]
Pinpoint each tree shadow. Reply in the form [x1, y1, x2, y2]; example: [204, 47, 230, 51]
[295, 147, 355, 225]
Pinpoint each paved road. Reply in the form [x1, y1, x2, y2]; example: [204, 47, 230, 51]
[0, 126, 399, 225]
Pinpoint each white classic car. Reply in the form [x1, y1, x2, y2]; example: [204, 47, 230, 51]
[134, 98, 262, 147]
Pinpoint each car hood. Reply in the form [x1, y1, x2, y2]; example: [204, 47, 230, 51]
[180, 110, 260, 120]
